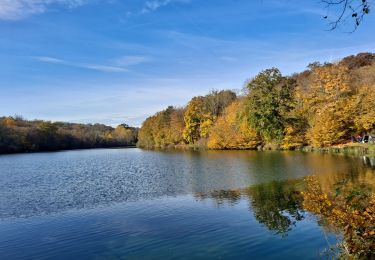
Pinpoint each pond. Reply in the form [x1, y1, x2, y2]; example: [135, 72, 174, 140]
[0, 149, 374, 259]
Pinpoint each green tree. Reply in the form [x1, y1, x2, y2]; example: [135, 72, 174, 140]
[245, 68, 296, 144]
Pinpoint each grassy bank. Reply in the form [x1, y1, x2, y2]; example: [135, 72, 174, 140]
[140, 143, 375, 158]
[300, 143, 375, 156]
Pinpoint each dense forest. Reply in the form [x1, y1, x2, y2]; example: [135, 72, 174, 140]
[137, 53, 375, 150]
[0, 117, 138, 154]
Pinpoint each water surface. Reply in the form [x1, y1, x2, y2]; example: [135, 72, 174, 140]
[1, 149, 374, 259]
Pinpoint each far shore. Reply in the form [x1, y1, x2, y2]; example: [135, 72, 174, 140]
[0, 145, 137, 156]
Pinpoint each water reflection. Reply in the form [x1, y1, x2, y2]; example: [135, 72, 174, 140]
[1, 150, 375, 259]
[0, 149, 374, 220]
[246, 180, 305, 235]
[195, 180, 305, 236]
[193, 153, 375, 237]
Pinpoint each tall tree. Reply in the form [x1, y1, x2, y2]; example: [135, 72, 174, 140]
[207, 99, 260, 149]
[183, 90, 236, 144]
[303, 64, 356, 146]
[245, 68, 296, 144]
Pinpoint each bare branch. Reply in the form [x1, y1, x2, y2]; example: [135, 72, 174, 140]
[321, 0, 371, 31]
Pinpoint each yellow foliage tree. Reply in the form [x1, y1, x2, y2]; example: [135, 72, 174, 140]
[306, 104, 349, 147]
[207, 100, 259, 149]
[183, 97, 215, 144]
[113, 125, 136, 144]
[137, 106, 185, 149]
[282, 85, 308, 149]
[304, 64, 352, 111]
[353, 85, 375, 133]
[303, 64, 356, 146]
[183, 97, 204, 144]
[170, 108, 186, 145]
[137, 116, 158, 148]
[282, 125, 306, 149]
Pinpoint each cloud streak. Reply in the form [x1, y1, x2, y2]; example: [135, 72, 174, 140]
[0, 0, 87, 20]
[33, 56, 129, 73]
[141, 0, 191, 14]
[113, 55, 151, 66]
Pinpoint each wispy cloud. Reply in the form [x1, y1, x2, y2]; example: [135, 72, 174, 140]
[113, 55, 151, 66]
[220, 56, 238, 62]
[141, 0, 191, 14]
[33, 56, 129, 73]
[34, 56, 65, 64]
[0, 0, 88, 20]
[83, 65, 128, 73]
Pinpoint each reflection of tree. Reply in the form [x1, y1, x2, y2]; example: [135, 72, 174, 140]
[245, 180, 304, 236]
[194, 179, 305, 236]
[193, 155, 375, 241]
[303, 176, 375, 258]
[195, 189, 242, 206]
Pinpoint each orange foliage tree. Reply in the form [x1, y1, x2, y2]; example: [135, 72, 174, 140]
[303, 64, 356, 147]
[207, 100, 260, 149]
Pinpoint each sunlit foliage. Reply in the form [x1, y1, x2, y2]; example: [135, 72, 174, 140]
[138, 90, 236, 149]
[138, 53, 375, 150]
[183, 90, 237, 145]
[303, 64, 353, 146]
[183, 97, 211, 144]
[137, 106, 186, 149]
[207, 99, 260, 149]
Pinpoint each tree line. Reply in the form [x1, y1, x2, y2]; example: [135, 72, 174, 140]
[0, 117, 138, 154]
[137, 52, 375, 150]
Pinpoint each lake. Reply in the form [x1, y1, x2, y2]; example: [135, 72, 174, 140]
[1, 148, 375, 259]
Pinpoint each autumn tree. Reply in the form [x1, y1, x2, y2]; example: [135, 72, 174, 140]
[303, 64, 356, 146]
[351, 63, 375, 133]
[170, 107, 186, 145]
[207, 99, 260, 149]
[245, 68, 296, 144]
[113, 124, 138, 145]
[137, 115, 157, 149]
[137, 106, 185, 149]
[203, 90, 237, 117]
[183, 90, 236, 145]
[183, 97, 210, 144]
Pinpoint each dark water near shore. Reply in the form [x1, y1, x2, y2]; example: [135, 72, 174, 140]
[1, 149, 374, 259]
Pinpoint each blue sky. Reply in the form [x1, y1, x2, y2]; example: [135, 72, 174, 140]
[1, 0, 375, 126]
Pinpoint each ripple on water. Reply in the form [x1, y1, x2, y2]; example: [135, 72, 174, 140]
[1, 149, 371, 259]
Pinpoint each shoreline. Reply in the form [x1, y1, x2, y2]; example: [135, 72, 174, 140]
[0, 145, 137, 156]
[299, 143, 375, 156]
[138, 143, 375, 157]
[2, 143, 374, 157]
